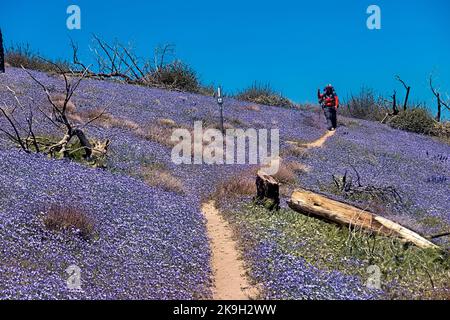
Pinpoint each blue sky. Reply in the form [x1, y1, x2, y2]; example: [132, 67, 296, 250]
[1, 0, 449, 114]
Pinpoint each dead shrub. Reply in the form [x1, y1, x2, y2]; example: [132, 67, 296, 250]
[157, 118, 177, 128]
[141, 124, 177, 147]
[282, 144, 308, 158]
[50, 94, 76, 114]
[120, 119, 141, 131]
[213, 174, 256, 200]
[243, 104, 261, 112]
[206, 122, 235, 131]
[74, 108, 140, 131]
[42, 204, 95, 240]
[141, 121, 193, 148]
[273, 161, 306, 184]
[142, 165, 184, 194]
[74, 108, 111, 124]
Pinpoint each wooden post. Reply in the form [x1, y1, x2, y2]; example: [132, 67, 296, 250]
[217, 86, 225, 135]
[0, 29, 5, 73]
[254, 171, 280, 211]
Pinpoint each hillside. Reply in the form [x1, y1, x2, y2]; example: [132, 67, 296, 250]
[0, 67, 448, 299]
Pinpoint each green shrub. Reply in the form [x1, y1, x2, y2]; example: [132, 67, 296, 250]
[388, 108, 436, 134]
[146, 61, 201, 93]
[341, 87, 388, 121]
[5, 44, 71, 73]
[236, 82, 294, 108]
[432, 121, 450, 142]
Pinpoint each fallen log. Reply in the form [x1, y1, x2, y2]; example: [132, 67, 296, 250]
[288, 189, 439, 249]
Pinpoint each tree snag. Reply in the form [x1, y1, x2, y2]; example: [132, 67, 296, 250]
[0, 59, 110, 166]
[254, 170, 280, 211]
[392, 90, 398, 115]
[429, 75, 450, 122]
[395, 75, 411, 111]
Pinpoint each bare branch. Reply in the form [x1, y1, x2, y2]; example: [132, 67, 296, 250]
[429, 75, 449, 111]
[395, 75, 411, 111]
[429, 75, 450, 122]
[25, 106, 39, 152]
[0, 102, 29, 152]
[92, 34, 119, 74]
[395, 75, 408, 90]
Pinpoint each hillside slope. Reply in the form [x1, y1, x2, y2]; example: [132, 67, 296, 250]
[0, 68, 448, 299]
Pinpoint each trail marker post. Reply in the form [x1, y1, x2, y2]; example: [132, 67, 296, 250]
[217, 86, 224, 134]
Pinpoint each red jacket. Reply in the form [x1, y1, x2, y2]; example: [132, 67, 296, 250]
[318, 89, 339, 108]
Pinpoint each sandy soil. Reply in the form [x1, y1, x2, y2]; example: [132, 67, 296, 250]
[202, 201, 259, 300]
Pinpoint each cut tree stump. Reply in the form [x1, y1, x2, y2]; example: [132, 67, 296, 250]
[254, 170, 280, 211]
[288, 189, 439, 249]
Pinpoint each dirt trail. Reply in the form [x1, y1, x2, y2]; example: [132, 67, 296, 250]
[287, 130, 336, 149]
[202, 201, 259, 300]
[304, 130, 336, 148]
[202, 130, 336, 300]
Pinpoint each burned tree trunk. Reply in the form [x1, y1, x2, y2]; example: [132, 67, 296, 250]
[392, 91, 398, 115]
[403, 86, 410, 111]
[254, 171, 280, 211]
[0, 29, 5, 73]
[429, 76, 448, 123]
[73, 128, 93, 159]
[436, 93, 441, 122]
[395, 76, 411, 111]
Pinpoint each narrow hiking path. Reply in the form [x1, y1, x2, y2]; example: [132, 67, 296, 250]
[202, 201, 259, 300]
[202, 130, 336, 300]
[286, 130, 336, 149]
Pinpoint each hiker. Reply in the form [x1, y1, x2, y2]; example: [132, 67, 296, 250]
[318, 84, 339, 131]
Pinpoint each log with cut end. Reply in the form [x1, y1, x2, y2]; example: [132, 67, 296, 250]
[288, 189, 439, 249]
[254, 170, 280, 211]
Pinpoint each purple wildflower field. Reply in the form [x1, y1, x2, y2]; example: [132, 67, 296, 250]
[299, 118, 450, 232]
[0, 67, 448, 299]
[234, 221, 382, 300]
